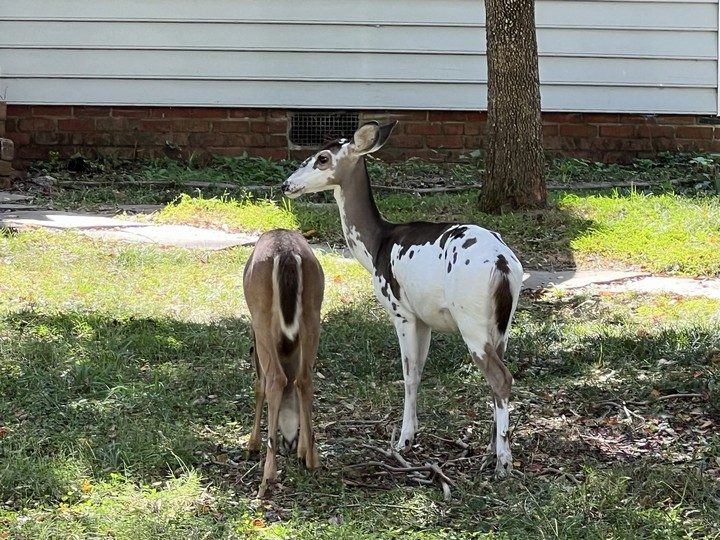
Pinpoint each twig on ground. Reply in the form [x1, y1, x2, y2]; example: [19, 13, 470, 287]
[532, 467, 582, 485]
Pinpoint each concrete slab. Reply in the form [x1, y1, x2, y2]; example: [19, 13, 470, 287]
[0, 191, 32, 203]
[0, 209, 259, 250]
[0, 210, 144, 230]
[522, 270, 650, 290]
[82, 224, 258, 250]
[605, 276, 720, 300]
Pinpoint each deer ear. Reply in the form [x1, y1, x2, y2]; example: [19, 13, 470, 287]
[352, 121, 397, 155]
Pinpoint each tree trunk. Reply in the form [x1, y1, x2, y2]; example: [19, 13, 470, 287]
[480, 0, 547, 213]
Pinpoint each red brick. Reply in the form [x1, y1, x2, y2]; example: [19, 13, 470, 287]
[33, 132, 61, 145]
[224, 133, 266, 147]
[675, 126, 713, 140]
[140, 120, 173, 133]
[559, 124, 597, 137]
[6, 105, 31, 117]
[265, 134, 288, 147]
[249, 148, 289, 160]
[617, 114, 652, 125]
[0, 102, 8, 120]
[96, 117, 129, 131]
[5, 132, 31, 146]
[214, 120, 250, 133]
[74, 106, 112, 118]
[429, 111, 467, 122]
[267, 109, 288, 119]
[211, 147, 252, 157]
[651, 115, 697, 125]
[32, 106, 73, 117]
[391, 135, 424, 148]
[187, 133, 227, 146]
[147, 107, 193, 119]
[543, 113, 583, 123]
[464, 122, 484, 135]
[172, 120, 211, 132]
[542, 124, 559, 136]
[111, 107, 150, 118]
[250, 122, 274, 134]
[581, 113, 620, 124]
[405, 123, 442, 135]
[463, 135, 483, 148]
[19, 118, 57, 131]
[542, 136, 562, 150]
[229, 108, 265, 119]
[17, 145, 50, 159]
[466, 111, 487, 122]
[426, 135, 464, 148]
[637, 125, 675, 139]
[188, 107, 228, 119]
[442, 123, 464, 135]
[599, 125, 635, 138]
[58, 118, 95, 131]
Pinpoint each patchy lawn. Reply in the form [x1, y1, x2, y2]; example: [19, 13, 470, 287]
[1, 231, 718, 538]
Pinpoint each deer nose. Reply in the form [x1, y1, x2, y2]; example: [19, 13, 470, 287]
[281, 180, 290, 192]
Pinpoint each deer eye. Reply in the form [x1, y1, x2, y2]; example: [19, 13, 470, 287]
[317, 154, 329, 165]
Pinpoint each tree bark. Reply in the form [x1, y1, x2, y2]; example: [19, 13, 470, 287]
[480, 0, 547, 213]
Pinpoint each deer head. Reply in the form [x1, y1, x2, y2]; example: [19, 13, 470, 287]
[282, 121, 397, 198]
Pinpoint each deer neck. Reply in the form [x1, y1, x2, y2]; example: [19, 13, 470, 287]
[333, 158, 390, 273]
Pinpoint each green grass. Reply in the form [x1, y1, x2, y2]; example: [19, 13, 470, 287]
[153, 193, 298, 233]
[1, 231, 719, 538]
[567, 191, 720, 275]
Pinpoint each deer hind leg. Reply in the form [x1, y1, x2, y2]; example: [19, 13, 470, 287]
[394, 317, 431, 452]
[461, 328, 513, 477]
[256, 342, 288, 498]
[296, 329, 320, 470]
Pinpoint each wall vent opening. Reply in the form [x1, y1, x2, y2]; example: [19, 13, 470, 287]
[289, 111, 359, 148]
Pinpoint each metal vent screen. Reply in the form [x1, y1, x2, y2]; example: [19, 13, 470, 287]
[289, 111, 359, 147]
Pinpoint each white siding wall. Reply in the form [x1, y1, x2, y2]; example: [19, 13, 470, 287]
[0, 0, 717, 113]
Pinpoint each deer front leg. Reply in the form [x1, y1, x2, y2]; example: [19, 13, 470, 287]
[248, 352, 265, 454]
[394, 317, 431, 452]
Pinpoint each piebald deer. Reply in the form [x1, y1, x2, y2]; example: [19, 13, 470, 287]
[243, 229, 324, 496]
[282, 122, 524, 476]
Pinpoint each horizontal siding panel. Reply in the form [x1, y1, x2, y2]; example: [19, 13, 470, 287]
[1, 0, 712, 29]
[2, 22, 714, 60]
[5, 78, 715, 114]
[0, 0, 484, 25]
[4, 50, 715, 88]
[1, 50, 484, 82]
[0, 21, 482, 53]
[541, 85, 717, 114]
[536, 1, 717, 29]
[2, 78, 490, 110]
[538, 29, 717, 58]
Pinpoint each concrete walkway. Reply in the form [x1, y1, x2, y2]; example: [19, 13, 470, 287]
[2, 201, 719, 299]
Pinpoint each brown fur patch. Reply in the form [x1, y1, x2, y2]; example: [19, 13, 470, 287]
[494, 275, 513, 334]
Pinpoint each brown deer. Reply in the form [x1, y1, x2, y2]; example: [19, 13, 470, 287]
[282, 123, 523, 477]
[243, 229, 325, 497]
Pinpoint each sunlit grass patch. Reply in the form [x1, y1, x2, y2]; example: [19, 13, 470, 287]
[565, 191, 720, 275]
[153, 193, 297, 233]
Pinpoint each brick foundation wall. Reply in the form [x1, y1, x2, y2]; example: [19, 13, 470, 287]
[4, 105, 720, 170]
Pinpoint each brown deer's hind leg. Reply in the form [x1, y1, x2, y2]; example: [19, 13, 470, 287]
[257, 341, 288, 498]
[296, 330, 320, 469]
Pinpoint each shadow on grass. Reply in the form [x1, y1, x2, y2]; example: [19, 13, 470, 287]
[1, 294, 718, 536]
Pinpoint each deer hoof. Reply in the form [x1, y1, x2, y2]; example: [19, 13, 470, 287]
[495, 457, 513, 478]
